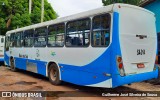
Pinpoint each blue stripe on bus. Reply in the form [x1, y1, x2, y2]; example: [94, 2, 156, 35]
[59, 66, 110, 86]
[0, 58, 4, 61]
[32, 60, 47, 76]
[14, 57, 27, 70]
[4, 53, 47, 76]
[59, 46, 112, 85]
[112, 69, 158, 88]
[4, 53, 9, 65]
[110, 12, 122, 76]
[14, 57, 47, 76]
[4, 48, 112, 86]
[4, 48, 158, 87]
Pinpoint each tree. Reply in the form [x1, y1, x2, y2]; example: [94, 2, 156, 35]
[102, 0, 142, 6]
[0, 0, 57, 35]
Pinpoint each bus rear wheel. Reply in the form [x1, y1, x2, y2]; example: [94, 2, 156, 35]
[48, 64, 61, 85]
[10, 58, 17, 72]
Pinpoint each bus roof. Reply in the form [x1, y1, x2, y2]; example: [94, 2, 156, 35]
[6, 3, 154, 35]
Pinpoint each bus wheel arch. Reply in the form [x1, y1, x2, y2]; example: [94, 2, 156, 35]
[9, 56, 17, 71]
[47, 62, 61, 85]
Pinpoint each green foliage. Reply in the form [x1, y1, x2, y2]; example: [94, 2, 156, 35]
[102, 0, 142, 6]
[0, 0, 57, 35]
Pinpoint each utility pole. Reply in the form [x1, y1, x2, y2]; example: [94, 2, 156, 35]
[29, 0, 32, 14]
[41, 0, 44, 22]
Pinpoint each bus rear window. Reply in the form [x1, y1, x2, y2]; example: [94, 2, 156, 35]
[92, 14, 111, 47]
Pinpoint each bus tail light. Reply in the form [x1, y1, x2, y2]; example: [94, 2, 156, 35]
[116, 56, 125, 76]
[119, 63, 123, 69]
[154, 55, 159, 70]
[117, 57, 122, 63]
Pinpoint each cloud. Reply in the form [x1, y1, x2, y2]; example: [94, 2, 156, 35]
[48, 0, 103, 17]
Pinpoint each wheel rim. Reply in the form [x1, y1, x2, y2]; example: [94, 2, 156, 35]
[50, 68, 57, 81]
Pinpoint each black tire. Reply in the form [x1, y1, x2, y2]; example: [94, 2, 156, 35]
[0, 62, 4, 66]
[10, 58, 17, 72]
[48, 64, 61, 85]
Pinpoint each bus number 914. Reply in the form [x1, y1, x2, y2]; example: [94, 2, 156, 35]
[137, 49, 145, 55]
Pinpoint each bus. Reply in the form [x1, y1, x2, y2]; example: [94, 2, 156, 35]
[4, 3, 158, 88]
[0, 35, 5, 62]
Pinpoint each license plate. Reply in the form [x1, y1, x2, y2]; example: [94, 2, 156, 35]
[137, 63, 145, 68]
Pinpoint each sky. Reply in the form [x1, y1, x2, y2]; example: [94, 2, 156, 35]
[48, 0, 103, 17]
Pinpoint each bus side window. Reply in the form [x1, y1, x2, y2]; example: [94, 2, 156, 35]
[48, 25, 56, 47]
[56, 24, 64, 46]
[10, 33, 15, 47]
[15, 32, 23, 47]
[66, 18, 90, 47]
[92, 14, 111, 47]
[5, 36, 10, 51]
[48, 23, 64, 47]
[34, 27, 47, 47]
[24, 30, 34, 47]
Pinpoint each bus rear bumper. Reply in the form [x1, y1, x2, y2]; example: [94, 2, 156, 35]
[112, 68, 158, 88]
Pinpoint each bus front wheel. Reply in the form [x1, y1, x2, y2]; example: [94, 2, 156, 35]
[10, 58, 17, 72]
[48, 64, 61, 85]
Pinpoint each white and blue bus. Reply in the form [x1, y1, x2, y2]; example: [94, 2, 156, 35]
[0, 35, 5, 62]
[4, 4, 158, 88]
